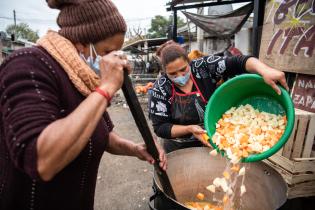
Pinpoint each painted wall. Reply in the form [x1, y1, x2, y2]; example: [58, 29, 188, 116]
[235, 28, 253, 55]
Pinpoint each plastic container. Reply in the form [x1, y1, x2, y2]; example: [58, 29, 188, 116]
[204, 74, 295, 162]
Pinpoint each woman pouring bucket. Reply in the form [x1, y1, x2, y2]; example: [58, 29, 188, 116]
[149, 42, 289, 153]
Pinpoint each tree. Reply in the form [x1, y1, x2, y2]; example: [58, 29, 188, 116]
[148, 15, 186, 38]
[6, 23, 39, 43]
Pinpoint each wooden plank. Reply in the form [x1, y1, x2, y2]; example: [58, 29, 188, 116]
[282, 116, 298, 158]
[268, 153, 315, 173]
[268, 154, 294, 172]
[295, 109, 315, 115]
[294, 157, 315, 161]
[294, 160, 315, 174]
[287, 180, 315, 199]
[264, 160, 315, 185]
[277, 147, 283, 155]
[290, 174, 315, 185]
[291, 115, 309, 158]
[302, 116, 315, 158]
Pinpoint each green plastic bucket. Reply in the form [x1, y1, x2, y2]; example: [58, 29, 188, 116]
[204, 74, 295, 162]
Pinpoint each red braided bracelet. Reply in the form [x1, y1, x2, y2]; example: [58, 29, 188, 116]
[95, 87, 112, 106]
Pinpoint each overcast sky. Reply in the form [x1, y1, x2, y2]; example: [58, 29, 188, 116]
[0, 0, 245, 37]
[0, 0, 172, 36]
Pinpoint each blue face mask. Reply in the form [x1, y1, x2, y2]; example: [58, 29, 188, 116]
[80, 44, 101, 75]
[170, 70, 191, 86]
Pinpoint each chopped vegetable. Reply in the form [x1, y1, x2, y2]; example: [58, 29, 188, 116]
[240, 185, 246, 196]
[196, 192, 205, 201]
[206, 184, 216, 193]
[209, 149, 218, 156]
[239, 167, 246, 176]
[212, 104, 286, 160]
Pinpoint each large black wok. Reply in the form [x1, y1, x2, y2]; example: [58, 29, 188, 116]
[150, 147, 287, 210]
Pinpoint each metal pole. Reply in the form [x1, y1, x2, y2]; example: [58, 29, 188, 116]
[172, 9, 177, 42]
[167, 0, 252, 11]
[197, 7, 204, 52]
[252, 0, 266, 57]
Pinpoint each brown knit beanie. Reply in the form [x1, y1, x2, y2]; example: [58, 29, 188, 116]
[46, 0, 127, 44]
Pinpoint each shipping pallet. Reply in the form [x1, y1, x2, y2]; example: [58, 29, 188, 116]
[264, 109, 315, 199]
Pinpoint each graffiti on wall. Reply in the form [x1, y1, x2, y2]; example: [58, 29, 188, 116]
[266, 0, 315, 57]
[260, 0, 315, 74]
[292, 74, 315, 112]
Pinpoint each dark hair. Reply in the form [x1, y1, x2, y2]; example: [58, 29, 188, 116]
[160, 43, 189, 69]
[156, 40, 176, 58]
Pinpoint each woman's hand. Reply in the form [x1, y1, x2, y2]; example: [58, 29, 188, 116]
[187, 125, 211, 147]
[133, 141, 167, 171]
[106, 132, 167, 171]
[261, 67, 289, 95]
[98, 51, 131, 97]
[245, 57, 289, 95]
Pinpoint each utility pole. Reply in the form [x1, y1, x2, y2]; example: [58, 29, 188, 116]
[12, 10, 16, 41]
[13, 10, 16, 28]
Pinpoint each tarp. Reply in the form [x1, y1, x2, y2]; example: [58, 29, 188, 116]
[182, 3, 253, 38]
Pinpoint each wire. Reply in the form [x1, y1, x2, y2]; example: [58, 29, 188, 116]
[0, 15, 153, 24]
[0, 16, 55, 23]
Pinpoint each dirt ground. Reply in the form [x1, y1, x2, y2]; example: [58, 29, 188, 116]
[94, 97, 153, 210]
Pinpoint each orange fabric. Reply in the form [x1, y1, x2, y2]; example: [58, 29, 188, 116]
[188, 50, 205, 61]
[37, 30, 100, 96]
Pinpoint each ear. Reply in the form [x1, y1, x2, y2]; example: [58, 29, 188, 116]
[74, 43, 90, 58]
[74, 43, 86, 53]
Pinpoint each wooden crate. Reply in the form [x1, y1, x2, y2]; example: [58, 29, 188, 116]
[263, 109, 315, 198]
[281, 109, 315, 159]
[265, 154, 315, 199]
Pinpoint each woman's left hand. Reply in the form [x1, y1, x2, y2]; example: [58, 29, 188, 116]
[133, 142, 167, 171]
[261, 67, 289, 95]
